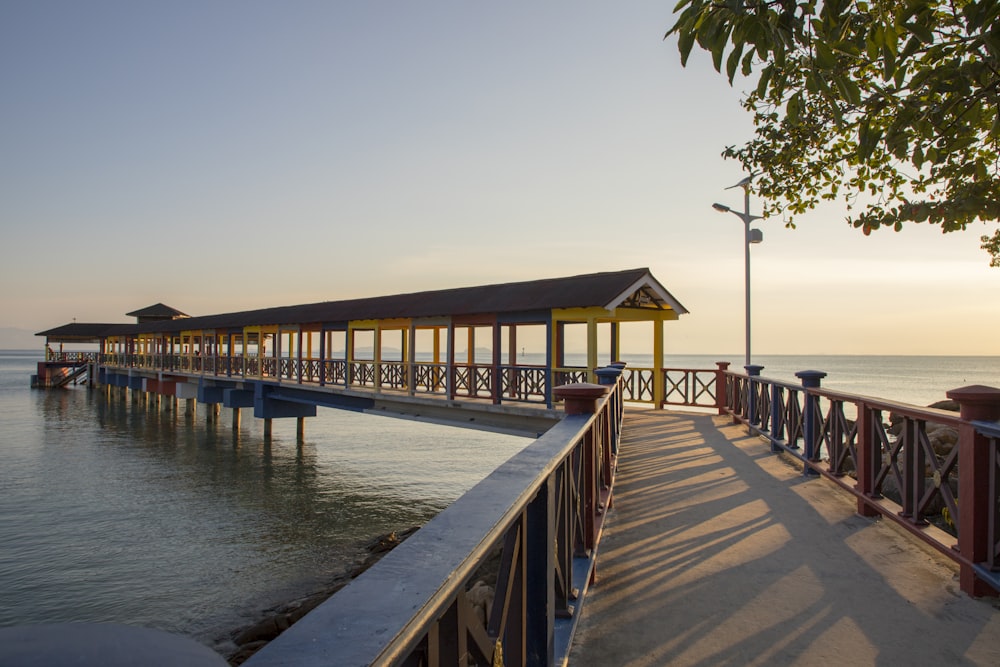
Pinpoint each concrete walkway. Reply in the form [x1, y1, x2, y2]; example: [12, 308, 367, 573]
[568, 411, 1000, 666]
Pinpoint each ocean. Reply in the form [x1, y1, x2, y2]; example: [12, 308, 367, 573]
[1, 349, 998, 652]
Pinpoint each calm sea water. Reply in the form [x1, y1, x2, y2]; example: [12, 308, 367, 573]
[0, 350, 529, 649]
[2, 350, 999, 651]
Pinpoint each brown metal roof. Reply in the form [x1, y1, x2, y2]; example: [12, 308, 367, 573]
[125, 303, 190, 319]
[35, 323, 137, 342]
[39, 268, 688, 338]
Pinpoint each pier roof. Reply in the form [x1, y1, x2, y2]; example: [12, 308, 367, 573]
[125, 303, 190, 322]
[35, 323, 136, 343]
[38, 268, 687, 339]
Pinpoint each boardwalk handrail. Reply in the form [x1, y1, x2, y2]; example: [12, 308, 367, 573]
[245, 375, 624, 666]
[97, 352, 718, 411]
[720, 366, 1000, 597]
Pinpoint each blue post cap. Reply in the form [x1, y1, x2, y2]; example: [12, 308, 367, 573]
[744, 364, 765, 376]
[795, 370, 827, 388]
[594, 367, 623, 385]
[608, 361, 628, 369]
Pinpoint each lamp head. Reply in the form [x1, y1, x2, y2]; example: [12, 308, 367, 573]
[712, 203, 730, 213]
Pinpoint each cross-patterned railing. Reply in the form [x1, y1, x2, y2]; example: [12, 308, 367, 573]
[722, 369, 1000, 596]
[99, 354, 728, 412]
[244, 374, 625, 667]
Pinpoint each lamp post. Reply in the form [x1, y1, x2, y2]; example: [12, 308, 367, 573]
[713, 176, 763, 367]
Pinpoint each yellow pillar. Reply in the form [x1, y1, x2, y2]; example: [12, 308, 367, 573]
[587, 317, 598, 382]
[653, 318, 665, 407]
[374, 324, 382, 391]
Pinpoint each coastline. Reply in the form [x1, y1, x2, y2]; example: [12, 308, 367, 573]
[217, 526, 420, 666]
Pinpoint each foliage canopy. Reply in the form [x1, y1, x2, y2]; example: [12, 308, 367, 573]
[667, 0, 1000, 263]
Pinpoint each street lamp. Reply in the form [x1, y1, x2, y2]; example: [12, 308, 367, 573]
[713, 177, 763, 367]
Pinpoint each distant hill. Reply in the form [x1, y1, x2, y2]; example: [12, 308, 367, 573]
[0, 327, 42, 350]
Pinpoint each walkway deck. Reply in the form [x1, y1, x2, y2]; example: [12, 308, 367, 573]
[569, 411, 1000, 666]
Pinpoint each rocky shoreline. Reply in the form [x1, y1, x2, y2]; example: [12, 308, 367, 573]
[220, 526, 420, 666]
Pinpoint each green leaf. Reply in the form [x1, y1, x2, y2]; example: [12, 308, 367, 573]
[902, 20, 934, 44]
[726, 42, 745, 82]
[787, 92, 802, 124]
[677, 28, 696, 66]
[756, 65, 773, 98]
[815, 42, 836, 69]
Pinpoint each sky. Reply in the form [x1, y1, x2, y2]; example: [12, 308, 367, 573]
[2, 1, 998, 356]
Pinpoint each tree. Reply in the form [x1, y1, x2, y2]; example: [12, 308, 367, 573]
[667, 0, 1000, 263]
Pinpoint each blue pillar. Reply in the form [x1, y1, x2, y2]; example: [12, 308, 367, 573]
[769, 381, 783, 453]
[318, 330, 327, 387]
[745, 364, 764, 427]
[795, 370, 827, 476]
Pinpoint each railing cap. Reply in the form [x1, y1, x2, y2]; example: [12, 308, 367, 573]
[795, 370, 827, 388]
[554, 382, 610, 415]
[745, 364, 765, 376]
[945, 385, 1000, 421]
[594, 366, 624, 385]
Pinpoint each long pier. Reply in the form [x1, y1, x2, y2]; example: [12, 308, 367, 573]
[22, 268, 1000, 665]
[34, 269, 695, 436]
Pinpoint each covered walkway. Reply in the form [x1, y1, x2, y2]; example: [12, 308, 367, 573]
[569, 411, 1000, 665]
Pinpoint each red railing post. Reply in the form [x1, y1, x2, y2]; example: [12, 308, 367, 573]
[854, 400, 881, 517]
[715, 361, 731, 416]
[946, 385, 1000, 597]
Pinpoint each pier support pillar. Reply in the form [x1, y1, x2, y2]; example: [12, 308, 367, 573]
[296, 417, 305, 442]
[264, 418, 273, 439]
[232, 408, 241, 430]
[186, 398, 196, 417]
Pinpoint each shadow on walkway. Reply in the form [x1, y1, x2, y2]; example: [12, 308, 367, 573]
[568, 411, 1000, 666]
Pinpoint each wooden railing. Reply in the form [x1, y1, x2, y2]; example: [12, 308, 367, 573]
[722, 367, 1000, 597]
[99, 354, 722, 411]
[243, 374, 626, 666]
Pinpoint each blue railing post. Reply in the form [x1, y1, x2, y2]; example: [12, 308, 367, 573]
[596, 364, 625, 454]
[525, 475, 555, 664]
[769, 383, 783, 453]
[795, 370, 827, 476]
[745, 365, 764, 428]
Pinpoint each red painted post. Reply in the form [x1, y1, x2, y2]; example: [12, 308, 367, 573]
[854, 400, 880, 517]
[945, 385, 1000, 597]
[553, 383, 609, 416]
[715, 361, 731, 416]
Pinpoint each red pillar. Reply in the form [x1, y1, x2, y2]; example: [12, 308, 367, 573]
[946, 385, 1000, 597]
[715, 361, 731, 416]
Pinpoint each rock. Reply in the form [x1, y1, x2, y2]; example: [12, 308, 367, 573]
[889, 398, 959, 436]
[365, 526, 420, 554]
[467, 580, 494, 626]
[233, 615, 285, 646]
[926, 424, 959, 457]
[228, 640, 269, 666]
[222, 526, 421, 665]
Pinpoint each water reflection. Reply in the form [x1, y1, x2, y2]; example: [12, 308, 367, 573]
[5, 381, 528, 641]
